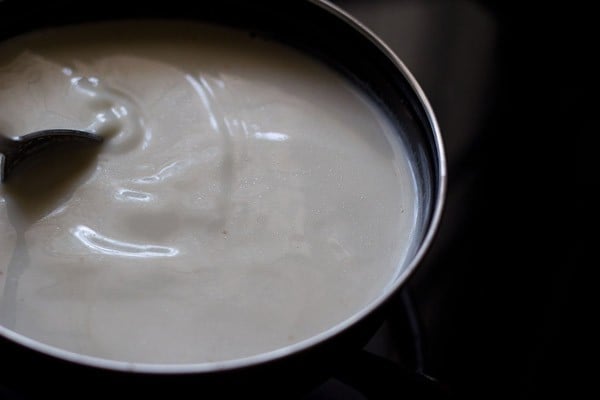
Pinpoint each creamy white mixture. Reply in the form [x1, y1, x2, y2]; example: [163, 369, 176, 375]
[0, 20, 418, 364]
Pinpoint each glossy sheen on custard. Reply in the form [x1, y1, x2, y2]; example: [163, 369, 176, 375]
[0, 21, 418, 364]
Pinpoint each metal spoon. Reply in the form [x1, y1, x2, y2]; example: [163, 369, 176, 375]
[0, 129, 103, 183]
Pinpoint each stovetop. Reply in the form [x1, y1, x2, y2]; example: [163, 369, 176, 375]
[0, 1, 575, 399]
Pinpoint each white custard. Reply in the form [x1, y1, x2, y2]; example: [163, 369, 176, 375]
[0, 20, 418, 364]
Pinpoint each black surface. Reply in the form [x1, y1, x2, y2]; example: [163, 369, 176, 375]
[1, 1, 578, 399]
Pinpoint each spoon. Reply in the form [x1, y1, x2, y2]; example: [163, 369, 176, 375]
[0, 129, 103, 183]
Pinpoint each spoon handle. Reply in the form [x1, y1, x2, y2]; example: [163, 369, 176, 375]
[0, 135, 16, 182]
